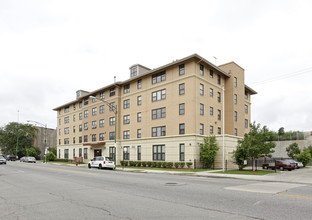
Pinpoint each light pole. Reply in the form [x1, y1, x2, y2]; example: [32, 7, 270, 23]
[89, 96, 117, 163]
[27, 120, 47, 162]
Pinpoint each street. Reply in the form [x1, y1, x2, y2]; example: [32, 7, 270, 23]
[1, 162, 312, 220]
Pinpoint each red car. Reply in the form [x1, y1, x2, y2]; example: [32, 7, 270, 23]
[262, 160, 295, 171]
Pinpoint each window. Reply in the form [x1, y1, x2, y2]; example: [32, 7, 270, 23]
[152, 126, 166, 137]
[217, 92, 221, 102]
[245, 105, 248, 113]
[218, 127, 221, 135]
[79, 101, 82, 108]
[109, 132, 115, 140]
[179, 64, 185, 75]
[123, 99, 130, 109]
[179, 123, 185, 135]
[59, 129, 61, 135]
[209, 70, 213, 78]
[73, 148, 75, 157]
[200, 64, 204, 75]
[59, 118, 61, 125]
[209, 88, 213, 97]
[123, 131, 130, 139]
[64, 149, 69, 158]
[79, 113, 82, 120]
[84, 110, 88, 118]
[110, 88, 115, 97]
[210, 125, 214, 134]
[210, 107, 213, 116]
[200, 103, 204, 115]
[200, 123, 204, 135]
[234, 111, 237, 121]
[64, 116, 69, 124]
[137, 79, 142, 89]
[234, 77, 237, 87]
[234, 128, 238, 136]
[92, 121, 97, 129]
[64, 106, 70, 113]
[79, 125, 82, 132]
[110, 102, 116, 112]
[84, 135, 88, 142]
[92, 134, 96, 142]
[137, 146, 141, 160]
[100, 91, 105, 99]
[234, 94, 237, 104]
[59, 139, 61, 145]
[64, 127, 69, 134]
[245, 119, 249, 128]
[123, 146, 130, 160]
[109, 147, 115, 161]
[79, 136, 82, 143]
[200, 84, 204, 96]
[179, 144, 185, 161]
[99, 119, 104, 128]
[99, 133, 104, 141]
[73, 125, 76, 133]
[124, 84, 130, 94]
[109, 117, 115, 126]
[73, 114, 76, 122]
[152, 71, 166, 84]
[153, 145, 165, 161]
[131, 66, 137, 77]
[137, 96, 142, 106]
[73, 104, 76, 110]
[179, 83, 185, 95]
[64, 138, 69, 145]
[152, 89, 166, 102]
[218, 109, 221, 120]
[245, 91, 249, 100]
[152, 107, 166, 120]
[100, 105, 104, 114]
[91, 96, 97, 103]
[217, 74, 221, 85]
[84, 148, 88, 159]
[137, 129, 141, 138]
[179, 103, 185, 115]
[84, 122, 88, 130]
[84, 98, 89, 105]
[137, 112, 142, 122]
[92, 107, 97, 116]
[123, 115, 130, 124]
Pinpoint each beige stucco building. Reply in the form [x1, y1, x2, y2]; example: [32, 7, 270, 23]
[53, 54, 256, 168]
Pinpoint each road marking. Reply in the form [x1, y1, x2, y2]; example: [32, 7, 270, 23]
[277, 193, 312, 200]
[17, 164, 98, 176]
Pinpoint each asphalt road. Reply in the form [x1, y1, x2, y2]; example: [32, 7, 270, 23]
[1, 162, 312, 220]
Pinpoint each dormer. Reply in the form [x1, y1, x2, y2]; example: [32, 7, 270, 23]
[129, 64, 151, 78]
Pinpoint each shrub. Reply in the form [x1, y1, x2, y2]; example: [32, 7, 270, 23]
[162, 162, 167, 168]
[123, 161, 129, 166]
[147, 161, 152, 167]
[142, 161, 147, 167]
[45, 152, 56, 161]
[167, 162, 173, 168]
[180, 162, 185, 168]
[137, 161, 142, 167]
[186, 162, 193, 168]
[156, 162, 162, 168]
[151, 162, 157, 167]
[296, 147, 312, 167]
[174, 162, 179, 168]
[129, 161, 136, 166]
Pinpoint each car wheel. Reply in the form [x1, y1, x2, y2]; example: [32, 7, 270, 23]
[280, 166, 284, 171]
[99, 164, 102, 169]
[88, 163, 91, 169]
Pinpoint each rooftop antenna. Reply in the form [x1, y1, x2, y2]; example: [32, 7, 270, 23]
[213, 56, 217, 65]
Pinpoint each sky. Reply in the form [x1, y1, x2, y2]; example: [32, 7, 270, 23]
[1, 0, 312, 132]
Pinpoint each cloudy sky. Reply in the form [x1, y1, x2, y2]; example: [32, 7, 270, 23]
[1, 0, 312, 132]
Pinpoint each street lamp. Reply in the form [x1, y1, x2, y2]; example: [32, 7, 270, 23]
[89, 96, 118, 163]
[27, 120, 47, 162]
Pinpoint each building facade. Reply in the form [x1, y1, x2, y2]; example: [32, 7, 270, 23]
[53, 54, 256, 167]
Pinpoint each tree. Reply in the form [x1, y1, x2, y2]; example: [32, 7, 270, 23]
[48, 147, 57, 156]
[307, 145, 312, 159]
[0, 122, 37, 158]
[233, 143, 248, 170]
[286, 143, 301, 159]
[233, 122, 276, 171]
[296, 147, 312, 167]
[45, 152, 56, 161]
[278, 127, 285, 136]
[200, 136, 219, 169]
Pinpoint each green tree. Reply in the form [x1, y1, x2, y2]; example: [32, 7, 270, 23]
[286, 142, 301, 159]
[233, 122, 275, 171]
[26, 147, 39, 157]
[278, 127, 285, 136]
[48, 147, 57, 156]
[296, 147, 312, 167]
[200, 136, 219, 169]
[45, 152, 56, 161]
[0, 122, 37, 158]
[233, 143, 248, 170]
[307, 145, 312, 159]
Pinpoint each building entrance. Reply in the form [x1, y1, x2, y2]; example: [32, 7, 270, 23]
[94, 149, 102, 157]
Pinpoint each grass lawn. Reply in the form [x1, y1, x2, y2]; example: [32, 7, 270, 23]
[117, 166, 213, 172]
[214, 169, 278, 175]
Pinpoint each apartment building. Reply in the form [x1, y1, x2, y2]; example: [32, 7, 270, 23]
[53, 54, 256, 168]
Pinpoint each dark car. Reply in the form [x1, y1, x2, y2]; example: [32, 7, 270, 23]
[6, 155, 16, 161]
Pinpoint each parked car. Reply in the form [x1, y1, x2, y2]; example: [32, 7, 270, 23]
[20, 156, 36, 163]
[262, 160, 296, 171]
[285, 159, 303, 169]
[0, 155, 7, 164]
[6, 155, 16, 161]
[88, 156, 115, 170]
